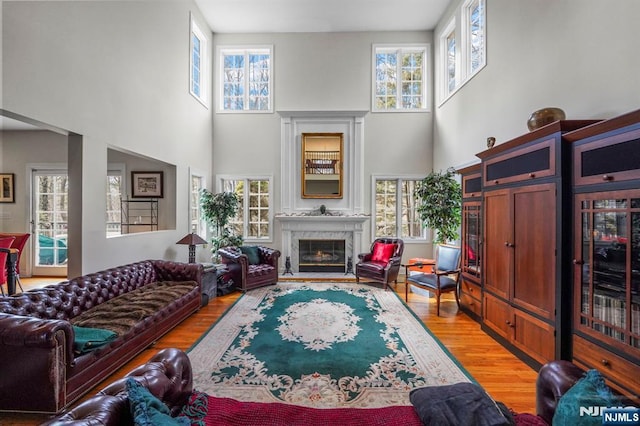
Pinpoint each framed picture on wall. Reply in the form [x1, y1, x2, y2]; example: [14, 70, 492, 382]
[131, 171, 163, 198]
[0, 173, 15, 203]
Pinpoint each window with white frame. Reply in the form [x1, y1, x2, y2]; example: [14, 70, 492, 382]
[190, 14, 208, 106]
[106, 168, 124, 237]
[373, 45, 429, 112]
[439, 0, 486, 103]
[218, 46, 273, 112]
[465, 0, 486, 75]
[442, 18, 457, 97]
[190, 173, 205, 235]
[374, 178, 425, 239]
[221, 177, 272, 240]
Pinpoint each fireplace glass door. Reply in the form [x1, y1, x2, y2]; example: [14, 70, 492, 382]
[299, 239, 346, 272]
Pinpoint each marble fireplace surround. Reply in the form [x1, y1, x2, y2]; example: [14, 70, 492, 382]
[276, 110, 370, 273]
[276, 214, 369, 273]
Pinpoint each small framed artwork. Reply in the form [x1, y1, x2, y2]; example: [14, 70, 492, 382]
[131, 171, 164, 198]
[0, 173, 15, 203]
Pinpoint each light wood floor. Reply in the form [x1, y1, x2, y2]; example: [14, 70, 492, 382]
[1, 278, 539, 425]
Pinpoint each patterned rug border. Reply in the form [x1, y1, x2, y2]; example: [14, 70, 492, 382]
[187, 282, 476, 407]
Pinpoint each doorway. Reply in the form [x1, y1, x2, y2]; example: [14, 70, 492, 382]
[31, 169, 68, 276]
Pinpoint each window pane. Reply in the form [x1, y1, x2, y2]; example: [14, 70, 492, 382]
[223, 54, 245, 110]
[401, 180, 422, 238]
[221, 49, 272, 111]
[106, 174, 122, 237]
[376, 180, 397, 237]
[447, 30, 456, 93]
[247, 179, 269, 238]
[468, 0, 485, 74]
[375, 47, 426, 111]
[190, 175, 204, 234]
[223, 178, 270, 240]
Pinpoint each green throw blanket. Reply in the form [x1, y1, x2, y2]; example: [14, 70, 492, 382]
[72, 325, 117, 354]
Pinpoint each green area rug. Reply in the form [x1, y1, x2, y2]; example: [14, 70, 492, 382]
[188, 282, 473, 408]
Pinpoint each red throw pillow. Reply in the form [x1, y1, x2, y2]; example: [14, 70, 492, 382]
[371, 243, 396, 263]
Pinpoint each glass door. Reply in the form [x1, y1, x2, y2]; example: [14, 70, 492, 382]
[31, 169, 68, 276]
[575, 192, 640, 350]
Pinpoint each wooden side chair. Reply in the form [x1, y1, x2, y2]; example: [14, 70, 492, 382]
[0, 233, 30, 293]
[0, 236, 16, 296]
[404, 244, 462, 316]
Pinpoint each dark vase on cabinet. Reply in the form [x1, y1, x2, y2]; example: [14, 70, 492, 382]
[458, 164, 483, 321]
[564, 109, 640, 400]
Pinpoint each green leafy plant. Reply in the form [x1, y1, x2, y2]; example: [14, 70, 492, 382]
[200, 189, 243, 260]
[415, 167, 462, 244]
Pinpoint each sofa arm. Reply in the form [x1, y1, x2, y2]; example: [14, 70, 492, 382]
[536, 360, 585, 425]
[152, 260, 203, 286]
[258, 246, 281, 267]
[218, 247, 249, 267]
[0, 313, 74, 364]
[43, 347, 193, 425]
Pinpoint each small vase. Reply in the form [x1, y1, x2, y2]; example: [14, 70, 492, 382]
[527, 107, 566, 131]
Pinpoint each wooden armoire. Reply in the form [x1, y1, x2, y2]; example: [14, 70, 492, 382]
[460, 110, 640, 400]
[476, 120, 596, 367]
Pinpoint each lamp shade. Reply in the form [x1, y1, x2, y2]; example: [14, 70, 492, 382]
[176, 233, 208, 246]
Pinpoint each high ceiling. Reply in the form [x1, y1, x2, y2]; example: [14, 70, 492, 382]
[194, 0, 452, 33]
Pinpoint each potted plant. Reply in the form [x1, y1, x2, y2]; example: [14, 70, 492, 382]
[200, 189, 244, 261]
[414, 167, 462, 244]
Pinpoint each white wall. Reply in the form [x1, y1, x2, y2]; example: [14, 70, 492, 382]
[2, 1, 213, 274]
[212, 31, 435, 261]
[433, 0, 640, 170]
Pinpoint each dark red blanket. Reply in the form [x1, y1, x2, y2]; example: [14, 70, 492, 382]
[179, 391, 548, 426]
[180, 391, 423, 426]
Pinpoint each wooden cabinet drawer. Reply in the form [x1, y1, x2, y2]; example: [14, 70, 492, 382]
[461, 279, 481, 300]
[462, 171, 482, 199]
[483, 138, 556, 187]
[483, 293, 512, 340]
[512, 309, 555, 365]
[566, 111, 640, 186]
[573, 335, 640, 397]
[460, 292, 481, 318]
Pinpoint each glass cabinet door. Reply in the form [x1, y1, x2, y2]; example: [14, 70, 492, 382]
[575, 193, 640, 349]
[462, 202, 481, 278]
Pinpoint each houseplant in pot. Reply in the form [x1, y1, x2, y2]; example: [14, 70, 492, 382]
[200, 189, 243, 261]
[414, 167, 462, 244]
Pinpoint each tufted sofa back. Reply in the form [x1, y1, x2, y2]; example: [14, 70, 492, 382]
[0, 261, 158, 321]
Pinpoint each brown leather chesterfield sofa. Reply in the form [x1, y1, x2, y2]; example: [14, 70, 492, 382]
[43, 347, 192, 426]
[218, 245, 280, 291]
[0, 260, 202, 414]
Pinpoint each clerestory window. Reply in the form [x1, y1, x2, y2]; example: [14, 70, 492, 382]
[218, 46, 273, 112]
[439, 0, 486, 104]
[190, 13, 209, 107]
[372, 44, 429, 112]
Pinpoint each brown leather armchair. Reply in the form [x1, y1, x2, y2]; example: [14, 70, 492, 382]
[355, 238, 404, 290]
[218, 245, 281, 291]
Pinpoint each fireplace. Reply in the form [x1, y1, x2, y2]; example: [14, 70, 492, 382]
[299, 239, 346, 272]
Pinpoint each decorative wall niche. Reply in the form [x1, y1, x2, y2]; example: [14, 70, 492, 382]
[301, 132, 343, 199]
[278, 110, 367, 214]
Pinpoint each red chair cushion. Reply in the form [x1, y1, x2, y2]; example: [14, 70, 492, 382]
[371, 243, 396, 263]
